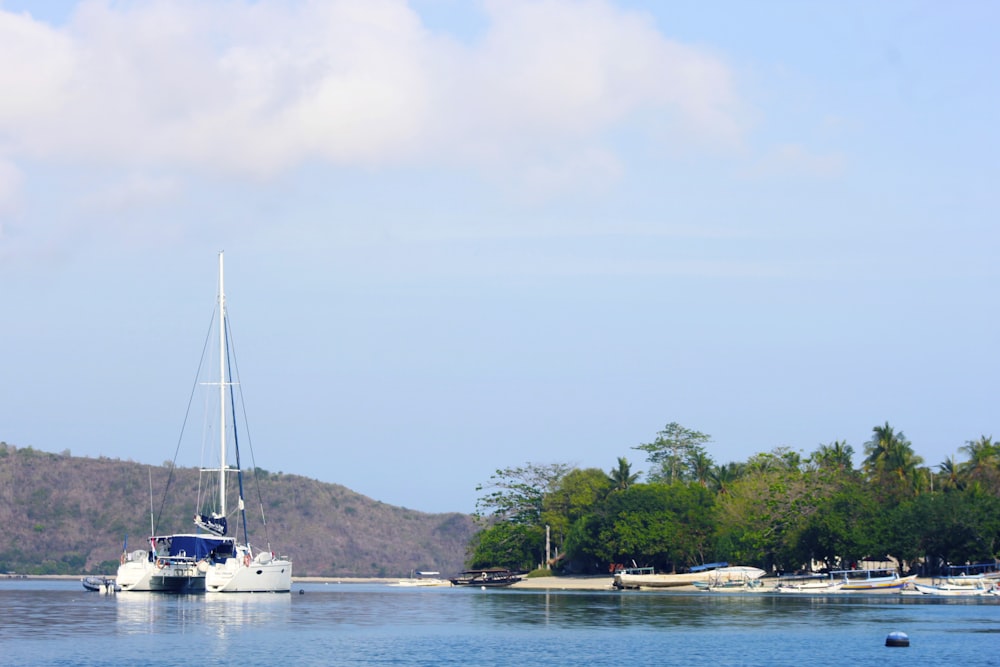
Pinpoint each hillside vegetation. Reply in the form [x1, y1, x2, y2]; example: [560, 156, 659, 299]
[0, 443, 477, 577]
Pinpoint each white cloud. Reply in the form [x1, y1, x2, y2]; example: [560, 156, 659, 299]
[0, 0, 746, 179]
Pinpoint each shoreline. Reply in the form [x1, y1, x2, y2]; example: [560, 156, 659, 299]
[9, 573, 940, 592]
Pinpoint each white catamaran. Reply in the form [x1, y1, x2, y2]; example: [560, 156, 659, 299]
[118, 252, 291, 593]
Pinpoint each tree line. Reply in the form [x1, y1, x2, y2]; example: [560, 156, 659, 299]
[466, 422, 1000, 575]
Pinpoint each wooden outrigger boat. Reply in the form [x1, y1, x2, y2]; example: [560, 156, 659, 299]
[449, 568, 521, 587]
[910, 564, 998, 596]
[830, 567, 915, 590]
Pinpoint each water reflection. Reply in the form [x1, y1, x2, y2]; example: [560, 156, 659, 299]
[115, 590, 291, 638]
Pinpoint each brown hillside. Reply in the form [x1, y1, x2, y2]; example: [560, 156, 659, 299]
[0, 443, 477, 577]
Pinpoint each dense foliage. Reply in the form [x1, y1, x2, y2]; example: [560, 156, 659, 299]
[467, 424, 1000, 575]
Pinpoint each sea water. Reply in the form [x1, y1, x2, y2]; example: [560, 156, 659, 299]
[1, 580, 998, 666]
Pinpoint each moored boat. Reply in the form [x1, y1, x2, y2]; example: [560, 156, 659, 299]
[117, 253, 291, 594]
[449, 569, 521, 587]
[117, 533, 233, 593]
[82, 576, 120, 593]
[391, 571, 452, 587]
[200, 253, 292, 593]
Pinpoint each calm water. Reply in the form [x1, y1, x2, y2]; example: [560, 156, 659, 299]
[2, 580, 998, 666]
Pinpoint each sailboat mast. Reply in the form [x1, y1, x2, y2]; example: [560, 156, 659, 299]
[218, 251, 227, 519]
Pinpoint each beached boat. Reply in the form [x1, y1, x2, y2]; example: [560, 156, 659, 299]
[941, 563, 1000, 586]
[774, 577, 845, 594]
[829, 568, 915, 590]
[614, 563, 766, 590]
[449, 569, 522, 587]
[910, 565, 998, 596]
[703, 577, 766, 592]
[911, 581, 996, 596]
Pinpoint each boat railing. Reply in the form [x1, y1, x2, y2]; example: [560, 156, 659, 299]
[829, 568, 898, 581]
[777, 573, 827, 584]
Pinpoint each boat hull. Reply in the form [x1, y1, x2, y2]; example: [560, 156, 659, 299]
[775, 582, 845, 594]
[838, 574, 916, 590]
[912, 583, 996, 597]
[205, 553, 292, 593]
[616, 566, 766, 589]
[117, 559, 206, 593]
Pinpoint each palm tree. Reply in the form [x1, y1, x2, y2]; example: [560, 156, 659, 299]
[811, 440, 855, 473]
[608, 457, 640, 491]
[687, 448, 715, 487]
[936, 456, 962, 491]
[863, 422, 924, 497]
[708, 462, 745, 495]
[959, 435, 1000, 491]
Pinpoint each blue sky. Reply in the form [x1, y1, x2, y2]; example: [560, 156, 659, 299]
[1, 0, 997, 514]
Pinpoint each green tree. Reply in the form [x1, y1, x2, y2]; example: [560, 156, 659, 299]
[541, 468, 612, 563]
[863, 422, 924, 500]
[810, 440, 855, 474]
[471, 462, 572, 570]
[565, 482, 716, 572]
[633, 422, 713, 485]
[793, 479, 878, 570]
[959, 436, 1000, 493]
[608, 457, 640, 491]
[936, 456, 963, 491]
[713, 451, 826, 571]
[708, 462, 745, 495]
[565, 484, 679, 571]
[467, 522, 545, 571]
[893, 489, 1000, 568]
[474, 462, 572, 525]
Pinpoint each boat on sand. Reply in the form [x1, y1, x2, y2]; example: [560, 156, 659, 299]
[614, 563, 766, 590]
[830, 568, 915, 590]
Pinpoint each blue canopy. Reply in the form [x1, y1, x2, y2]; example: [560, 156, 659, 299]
[155, 534, 235, 560]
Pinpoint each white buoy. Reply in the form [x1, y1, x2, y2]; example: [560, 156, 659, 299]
[886, 631, 909, 647]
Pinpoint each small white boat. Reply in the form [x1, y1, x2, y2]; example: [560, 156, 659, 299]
[911, 582, 995, 596]
[910, 565, 998, 596]
[391, 571, 452, 587]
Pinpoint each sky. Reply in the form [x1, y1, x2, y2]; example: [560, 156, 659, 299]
[1, 0, 998, 515]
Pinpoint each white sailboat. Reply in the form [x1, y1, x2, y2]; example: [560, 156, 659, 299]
[202, 252, 292, 593]
[117, 253, 291, 593]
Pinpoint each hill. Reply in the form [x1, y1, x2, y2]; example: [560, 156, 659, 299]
[0, 443, 478, 577]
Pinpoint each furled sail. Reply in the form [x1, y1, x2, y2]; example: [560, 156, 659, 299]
[194, 513, 228, 536]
